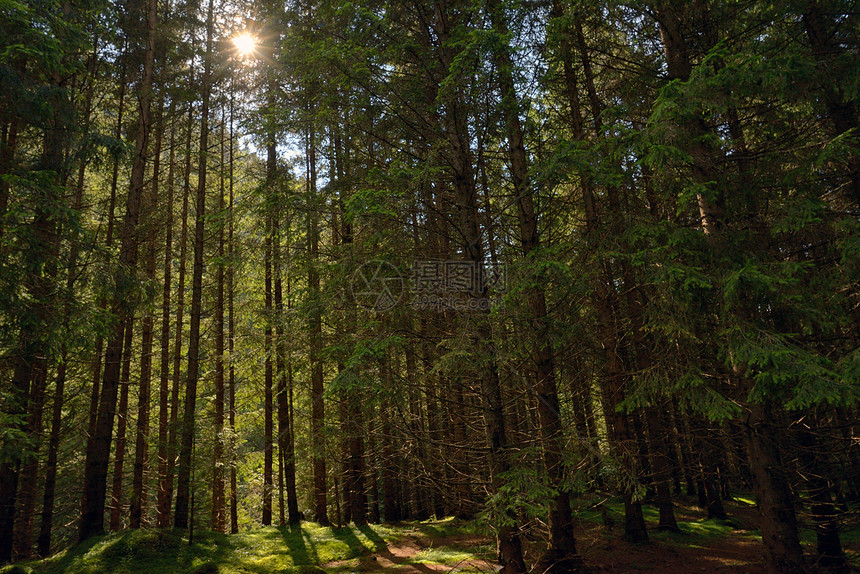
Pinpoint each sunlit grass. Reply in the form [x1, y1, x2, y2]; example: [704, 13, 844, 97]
[7, 519, 499, 574]
[731, 494, 756, 506]
[14, 523, 400, 574]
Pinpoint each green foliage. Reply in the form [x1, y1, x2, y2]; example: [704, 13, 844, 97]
[483, 459, 558, 528]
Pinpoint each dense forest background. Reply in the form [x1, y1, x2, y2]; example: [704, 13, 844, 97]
[0, 0, 858, 572]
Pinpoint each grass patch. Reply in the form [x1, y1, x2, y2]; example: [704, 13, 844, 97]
[18, 523, 400, 574]
[405, 546, 475, 565]
[651, 517, 744, 545]
[731, 494, 756, 506]
[407, 516, 484, 539]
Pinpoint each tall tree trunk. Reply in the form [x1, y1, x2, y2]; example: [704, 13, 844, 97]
[155, 103, 177, 528]
[36, 58, 96, 551]
[562, 3, 646, 543]
[429, 3, 527, 568]
[379, 383, 401, 523]
[88, 61, 127, 443]
[0, 115, 18, 233]
[37, 359, 65, 556]
[130, 98, 165, 529]
[274, 206, 300, 524]
[11, 367, 48, 560]
[211, 114, 227, 533]
[228, 93, 239, 534]
[645, 407, 680, 531]
[262, 140, 275, 527]
[307, 120, 328, 525]
[743, 401, 805, 573]
[161, 99, 194, 528]
[109, 319, 135, 531]
[175, 0, 213, 528]
[796, 417, 848, 572]
[653, 4, 805, 568]
[486, 1, 581, 568]
[79, 0, 158, 539]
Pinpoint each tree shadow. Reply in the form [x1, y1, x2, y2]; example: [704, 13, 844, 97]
[27, 528, 230, 574]
[354, 524, 437, 574]
[278, 523, 314, 566]
[355, 524, 387, 553]
[330, 523, 377, 554]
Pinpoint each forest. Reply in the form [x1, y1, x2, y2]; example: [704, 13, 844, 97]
[0, 0, 858, 572]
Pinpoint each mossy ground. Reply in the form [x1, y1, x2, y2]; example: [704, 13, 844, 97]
[3, 522, 404, 574]
[4, 497, 859, 573]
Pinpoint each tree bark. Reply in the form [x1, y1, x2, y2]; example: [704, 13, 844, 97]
[796, 417, 848, 572]
[486, 1, 582, 568]
[555, 2, 648, 543]
[109, 319, 135, 532]
[307, 119, 328, 525]
[174, 0, 213, 528]
[37, 359, 65, 556]
[130, 97, 165, 529]
[88, 61, 127, 444]
[744, 402, 805, 573]
[155, 103, 178, 528]
[429, 3, 527, 569]
[36, 56, 96, 551]
[274, 205, 300, 524]
[161, 99, 194, 528]
[228, 94, 239, 534]
[11, 367, 48, 560]
[79, 0, 158, 539]
[211, 113, 227, 533]
[262, 141, 275, 527]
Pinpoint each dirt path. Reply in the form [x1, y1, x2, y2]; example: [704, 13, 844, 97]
[324, 500, 859, 573]
[324, 522, 765, 573]
[578, 524, 766, 573]
[323, 530, 496, 573]
[578, 501, 768, 573]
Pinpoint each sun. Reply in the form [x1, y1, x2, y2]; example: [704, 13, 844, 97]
[232, 33, 257, 57]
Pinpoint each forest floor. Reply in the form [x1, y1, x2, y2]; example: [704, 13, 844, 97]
[5, 494, 859, 574]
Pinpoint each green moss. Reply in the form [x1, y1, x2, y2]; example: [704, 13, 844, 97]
[731, 494, 756, 506]
[405, 546, 475, 565]
[12, 522, 425, 574]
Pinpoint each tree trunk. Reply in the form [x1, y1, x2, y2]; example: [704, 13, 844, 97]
[211, 113, 226, 533]
[109, 319, 135, 532]
[131, 98, 165, 529]
[36, 62, 95, 551]
[263, 141, 275, 526]
[37, 357, 65, 556]
[744, 402, 805, 574]
[430, 4, 527, 568]
[155, 103, 177, 529]
[486, 1, 581, 568]
[380, 390, 401, 522]
[79, 0, 157, 539]
[174, 0, 213, 528]
[796, 417, 848, 572]
[307, 119, 328, 525]
[11, 367, 48, 560]
[161, 99, 194, 528]
[88, 62, 127, 443]
[271, 137, 297, 523]
[228, 92, 239, 534]
[0, 115, 18, 233]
